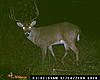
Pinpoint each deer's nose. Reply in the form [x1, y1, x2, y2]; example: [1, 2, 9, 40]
[25, 32, 30, 37]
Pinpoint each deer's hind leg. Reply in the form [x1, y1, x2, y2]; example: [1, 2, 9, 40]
[69, 42, 79, 65]
[65, 33, 79, 65]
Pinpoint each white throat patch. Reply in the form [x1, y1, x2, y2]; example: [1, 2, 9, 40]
[25, 32, 32, 41]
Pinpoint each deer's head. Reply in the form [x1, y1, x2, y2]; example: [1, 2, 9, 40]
[9, 0, 39, 38]
[16, 21, 36, 37]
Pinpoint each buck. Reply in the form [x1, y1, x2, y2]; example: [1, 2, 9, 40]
[9, 0, 80, 65]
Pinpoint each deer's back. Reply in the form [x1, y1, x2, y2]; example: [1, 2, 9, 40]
[31, 22, 79, 46]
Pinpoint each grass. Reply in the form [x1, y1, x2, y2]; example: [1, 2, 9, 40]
[0, 21, 100, 80]
[0, 0, 100, 80]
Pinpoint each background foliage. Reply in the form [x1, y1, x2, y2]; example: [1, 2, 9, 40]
[0, 0, 100, 79]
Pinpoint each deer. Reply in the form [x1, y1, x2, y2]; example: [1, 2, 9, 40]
[9, 0, 80, 65]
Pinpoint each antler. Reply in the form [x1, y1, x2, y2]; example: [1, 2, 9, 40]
[9, 0, 39, 23]
[9, 8, 20, 22]
[31, 0, 39, 21]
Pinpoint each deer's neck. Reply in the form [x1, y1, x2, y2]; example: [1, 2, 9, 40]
[26, 32, 32, 41]
[26, 27, 38, 42]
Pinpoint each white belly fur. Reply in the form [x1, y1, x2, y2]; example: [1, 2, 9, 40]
[48, 40, 68, 57]
[50, 40, 67, 46]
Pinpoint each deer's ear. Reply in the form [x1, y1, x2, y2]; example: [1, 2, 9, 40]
[30, 21, 36, 27]
[16, 22, 24, 27]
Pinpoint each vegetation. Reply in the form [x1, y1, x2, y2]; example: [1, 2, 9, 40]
[0, 0, 100, 79]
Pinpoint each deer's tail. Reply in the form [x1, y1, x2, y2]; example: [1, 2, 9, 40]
[76, 29, 80, 42]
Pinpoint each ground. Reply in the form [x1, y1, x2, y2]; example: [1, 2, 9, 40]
[0, 0, 100, 79]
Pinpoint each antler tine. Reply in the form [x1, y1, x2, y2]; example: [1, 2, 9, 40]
[9, 8, 15, 21]
[32, 0, 39, 21]
[9, 8, 19, 22]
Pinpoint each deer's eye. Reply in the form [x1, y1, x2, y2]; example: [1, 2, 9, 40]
[29, 26, 31, 29]
[23, 27, 25, 30]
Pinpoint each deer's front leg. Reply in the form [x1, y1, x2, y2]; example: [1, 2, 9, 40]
[41, 47, 47, 70]
[48, 45, 57, 61]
